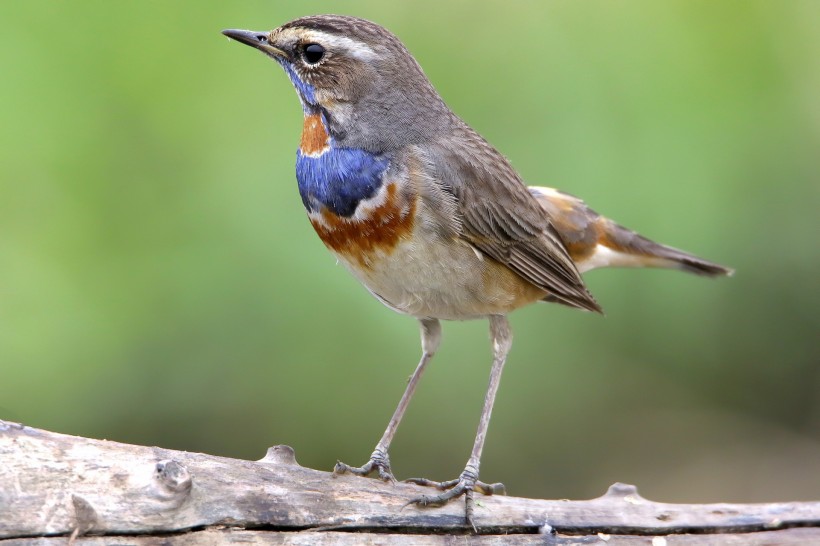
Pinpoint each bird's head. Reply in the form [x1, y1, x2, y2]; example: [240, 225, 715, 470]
[223, 15, 453, 151]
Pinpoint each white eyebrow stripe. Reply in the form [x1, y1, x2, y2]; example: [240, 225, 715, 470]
[302, 30, 378, 61]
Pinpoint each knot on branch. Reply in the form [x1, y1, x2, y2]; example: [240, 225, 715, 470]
[600, 482, 647, 505]
[258, 444, 299, 466]
[154, 460, 192, 497]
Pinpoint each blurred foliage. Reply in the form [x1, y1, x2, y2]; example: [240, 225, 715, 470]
[1, 1, 818, 503]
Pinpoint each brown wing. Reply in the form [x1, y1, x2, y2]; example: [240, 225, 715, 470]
[422, 128, 602, 313]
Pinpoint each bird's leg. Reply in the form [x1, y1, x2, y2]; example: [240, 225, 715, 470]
[334, 318, 441, 483]
[405, 315, 511, 528]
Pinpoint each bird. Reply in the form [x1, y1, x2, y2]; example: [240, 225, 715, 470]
[221, 15, 733, 526]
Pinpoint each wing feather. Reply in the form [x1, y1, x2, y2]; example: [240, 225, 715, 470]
[421, 128, 602, 313]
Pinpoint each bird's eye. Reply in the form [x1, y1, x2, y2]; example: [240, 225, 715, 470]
[303, 43, 325, 64]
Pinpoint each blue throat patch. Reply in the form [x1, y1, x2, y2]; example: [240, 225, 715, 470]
[279, 58, 390, 217]
[296, 145, 390, 217]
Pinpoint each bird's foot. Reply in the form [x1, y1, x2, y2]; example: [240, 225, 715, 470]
[404, 466, 505, 528]
[333, 448, 396, 484]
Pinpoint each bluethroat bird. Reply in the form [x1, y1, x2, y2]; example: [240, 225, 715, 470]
[222, 15, 732, 525]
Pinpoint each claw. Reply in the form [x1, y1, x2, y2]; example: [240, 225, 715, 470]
[404, 476, 504, 495]
[404, 468, 504, 529]
[333, 449, 396, 484]
[403, 477, 459, 490]
[476, 481, 506, 495]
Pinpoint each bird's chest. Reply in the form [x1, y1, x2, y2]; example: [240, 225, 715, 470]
[293, 114, 544, 319]
[295, 112, 416, 271]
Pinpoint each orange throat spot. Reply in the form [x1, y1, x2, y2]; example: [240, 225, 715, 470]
[300, 113, 329, 156]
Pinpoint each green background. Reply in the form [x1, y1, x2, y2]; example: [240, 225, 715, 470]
[2, 1, 818, 503]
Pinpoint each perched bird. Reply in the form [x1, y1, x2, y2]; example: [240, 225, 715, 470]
[222, 15, 732, 525]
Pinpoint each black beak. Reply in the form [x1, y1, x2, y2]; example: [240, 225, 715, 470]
[222, 29, 287, 59]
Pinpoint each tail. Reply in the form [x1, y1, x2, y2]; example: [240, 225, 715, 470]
[589, 218, 734, 277]
[528, 186, 734, 277]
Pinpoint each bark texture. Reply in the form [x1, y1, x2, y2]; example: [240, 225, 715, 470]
[1, 420, 818, 545]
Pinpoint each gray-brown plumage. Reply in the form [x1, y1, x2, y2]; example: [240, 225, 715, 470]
[420, 128, 604, 313]
[222, 14, 733, 528]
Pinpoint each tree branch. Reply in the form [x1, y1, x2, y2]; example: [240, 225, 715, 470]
[1, 419, 818, 545]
